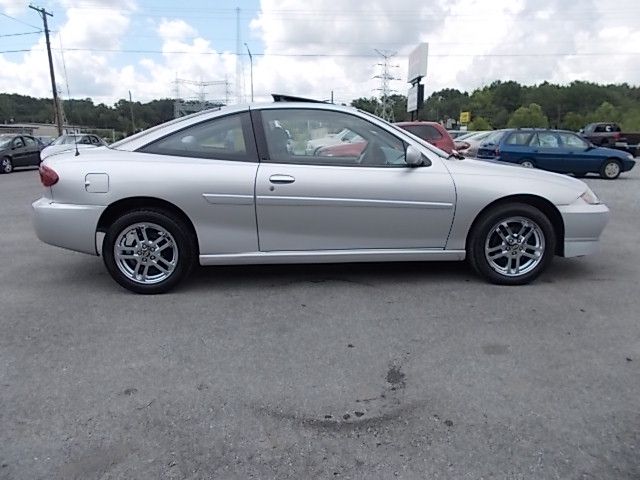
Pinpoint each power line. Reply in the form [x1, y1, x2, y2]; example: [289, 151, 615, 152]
[0, 31, 42, 37]
[0, 11, 42, 30]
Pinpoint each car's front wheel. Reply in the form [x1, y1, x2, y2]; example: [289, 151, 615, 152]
[468, 203, 556, 285]
[102, 209, 197, 294]
[519, 159, 535, 168]
[600, 159, 621, 179]
[1, 156, 13, 174]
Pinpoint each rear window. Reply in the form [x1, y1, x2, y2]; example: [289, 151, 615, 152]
[482, 131, 506, 144]
[401, 124, 443, 141]
[594, 124, 621, 133]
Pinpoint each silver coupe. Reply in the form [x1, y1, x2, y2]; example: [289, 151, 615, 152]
[33, 98, 609, 294]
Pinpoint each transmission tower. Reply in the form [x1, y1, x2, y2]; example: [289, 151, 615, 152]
[172, 78, 230, 117]
[373, 49, 400, 122]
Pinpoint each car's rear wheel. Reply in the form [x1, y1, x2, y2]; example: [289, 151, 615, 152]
[1, 157, 13, 174]
[519, 159, 535, 168]
[600, 159, 621, 179]
[468, 203, 556, 285]
[102, 209, 196, 294]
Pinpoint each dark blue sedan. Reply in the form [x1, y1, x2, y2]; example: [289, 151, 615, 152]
[476, 129, 636, 179]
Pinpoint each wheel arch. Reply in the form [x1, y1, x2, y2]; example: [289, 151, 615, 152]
[96, 196, 199, 254]
[465, 194, 565, 256]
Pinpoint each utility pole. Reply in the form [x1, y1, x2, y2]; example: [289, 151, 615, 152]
[244, 43, 254, 102]
[30, 4, 64, 136]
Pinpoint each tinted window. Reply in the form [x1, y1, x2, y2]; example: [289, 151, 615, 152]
[23, 136, 37, 147]
[531, 132, 560, 148]
[13, 137, 24, 148]
[401, 124, 443, 141]
[79, 136, 92, 144]
[505, 132, 533, 145]
[90, 136, 101, 145]
[558, 133, 588, 149]
[139, 112, 256, 161]
[261, 109, 407, 167]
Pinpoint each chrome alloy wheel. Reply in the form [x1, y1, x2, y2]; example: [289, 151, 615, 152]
[1, 157, 12, 173]
[604, 161, 620, 178]
[484, 216, 545, 277]
[114, 222, 178, 285]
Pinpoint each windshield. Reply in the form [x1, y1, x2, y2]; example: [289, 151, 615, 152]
[52, 135, 79, 145]
[0, 136, 12, 148]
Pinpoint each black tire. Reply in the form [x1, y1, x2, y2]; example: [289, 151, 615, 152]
[573, 172, 587, 178]
[599, 158, 621, 179]
[1, 156, 13, 174]
[102, 208, 197, 294]
[468, 203, 556, 285]
[519, 158, 535, 168]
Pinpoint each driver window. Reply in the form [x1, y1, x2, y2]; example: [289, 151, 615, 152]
[13, 137, 24, 148]
[261, 109, 406, 167]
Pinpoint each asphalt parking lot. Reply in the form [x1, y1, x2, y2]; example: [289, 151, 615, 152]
[1, 167, 639, 479]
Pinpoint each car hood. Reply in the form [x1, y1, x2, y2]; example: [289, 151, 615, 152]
[445, 157, 588, 197]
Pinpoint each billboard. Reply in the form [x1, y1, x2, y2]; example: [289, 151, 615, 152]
[407, 43, 428, 83]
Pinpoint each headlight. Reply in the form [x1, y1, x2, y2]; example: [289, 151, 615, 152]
[580, 187, 601, 205]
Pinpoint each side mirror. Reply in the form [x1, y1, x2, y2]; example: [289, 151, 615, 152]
[405, 145, 431, 167]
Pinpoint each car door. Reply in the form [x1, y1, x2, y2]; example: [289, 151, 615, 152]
[557, 132, 595, 174]
[136, 111, 260, 256]
[22, 136, 41, 166]
[253, 107, 456, 252]
[529, 132, 562, 171]
[11, 136, 28, 166]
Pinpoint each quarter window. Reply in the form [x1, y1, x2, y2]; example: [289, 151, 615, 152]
[260, 109, 407, 167]
[139, 112, 256, 161]
[505, 132, 533, 145]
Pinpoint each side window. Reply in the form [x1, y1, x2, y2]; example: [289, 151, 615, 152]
[505, 132, 533, 145]
[260, 109, 407, 167]
[594, 125, 606, 133]
[23, 136, 37, 147]
[532, 132, 559, 148]
[402, 125, 442, 141]
[139, 112, 256, 161]
[79, 136, 92, 144]
[558, 133, 588, 149]
[90, 136, 101, 145]
[13, 137, 24, 148]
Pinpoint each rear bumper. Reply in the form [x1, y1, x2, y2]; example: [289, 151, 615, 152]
[32, 197, 105, 255]
[557, 202, 609, 257]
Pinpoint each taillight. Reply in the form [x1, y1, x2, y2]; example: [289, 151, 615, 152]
[613, 132, 621, 139]
[39, 165, 59, 187]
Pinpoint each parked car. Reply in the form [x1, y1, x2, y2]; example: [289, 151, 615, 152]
[0, 134, 43, 173]
[454, 131, 492, 157]
[41, 134, 107, 159]
[33, 99, 609, 294]
[394, 121, 455, 153]
[476, 128, 635, 179]
[580, 122, 640, 156]
[305, 128, 362, 155]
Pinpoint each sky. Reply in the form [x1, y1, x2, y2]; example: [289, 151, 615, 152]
[0, 0, 639, 106]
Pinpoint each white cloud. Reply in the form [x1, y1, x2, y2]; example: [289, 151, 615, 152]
[157, 18, 197, 41]
[0, 0, 28, 16]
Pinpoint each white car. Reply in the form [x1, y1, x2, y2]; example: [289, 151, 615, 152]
[305, 128, 362, 155]
[33, 98, 609, 294]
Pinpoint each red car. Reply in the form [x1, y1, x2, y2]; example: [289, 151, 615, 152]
[317, 121, 455, 157]
[394, 121, 455, 153]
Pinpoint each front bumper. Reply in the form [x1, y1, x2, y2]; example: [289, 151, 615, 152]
[32, 197, 105, 255]
[557, 202, 609, 257]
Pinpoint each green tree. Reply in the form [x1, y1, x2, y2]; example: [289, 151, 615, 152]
[561, 112, 585, 131]
[467, 116, 492, 130]
[507, 103, 549, 128]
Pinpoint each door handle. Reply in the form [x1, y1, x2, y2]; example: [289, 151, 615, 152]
[269, 174, 295, 184]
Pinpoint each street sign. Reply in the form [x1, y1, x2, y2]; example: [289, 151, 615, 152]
[460, 111, 471, 124]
